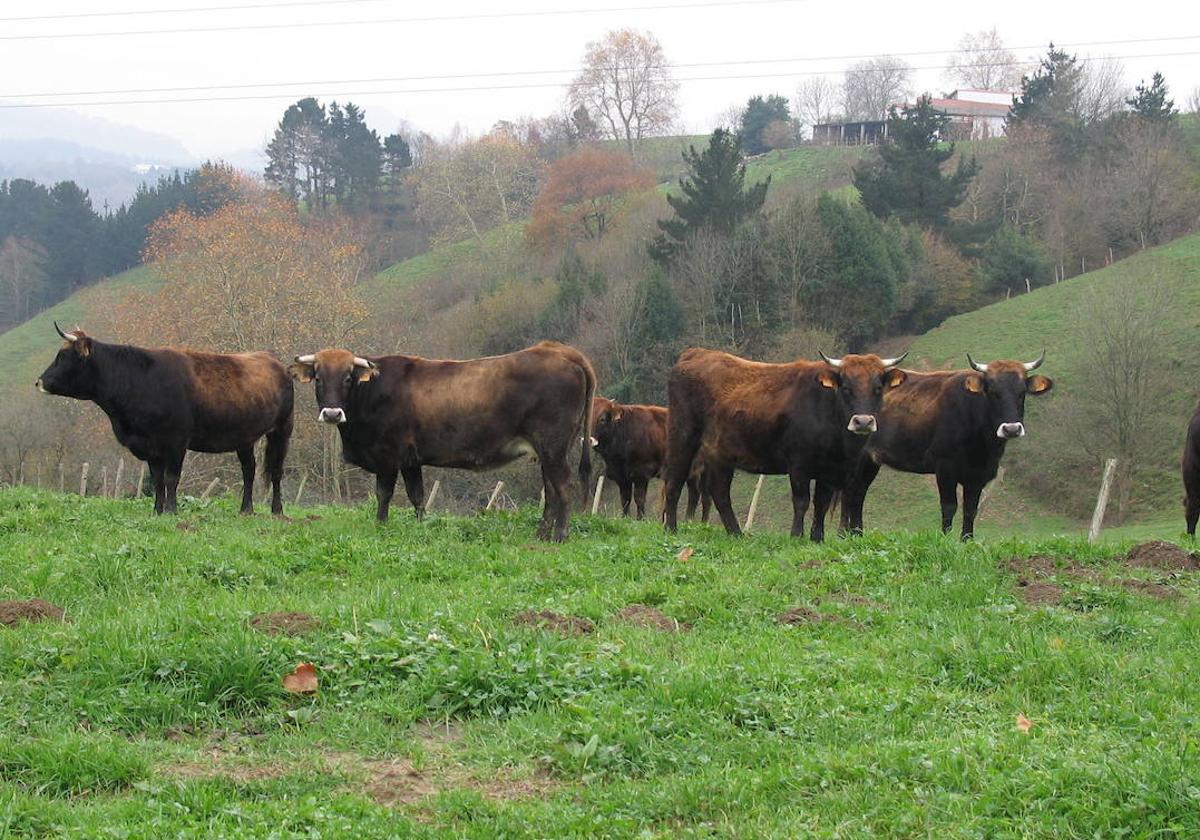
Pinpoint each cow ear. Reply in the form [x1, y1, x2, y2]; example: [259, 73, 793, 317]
[356, 365, 379, 383]
[963, 374, 984, 394]
[612, 407, 623, 420]
[288, 362, 315, 383]
[1027, 374, 1053, 395]
[818, 371, 838, 390]
[74, 336, 93, 358]
[884, 368, 906, 388]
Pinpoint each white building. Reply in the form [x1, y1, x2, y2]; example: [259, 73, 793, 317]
[930, 89, 1015, 140]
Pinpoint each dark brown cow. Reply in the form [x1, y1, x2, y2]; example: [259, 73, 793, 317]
[1182, 405, 1200, 537]
[590, 397, 706, 520]
[840, 353, 1053, 540]
[35, 324, 293, 515]
[289, 341, 596, 541]
[661, 349, 906, 540]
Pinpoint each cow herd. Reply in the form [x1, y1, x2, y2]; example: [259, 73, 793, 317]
[32, 322, 1068, 541]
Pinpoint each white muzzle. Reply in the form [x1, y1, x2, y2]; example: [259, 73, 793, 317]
[319, 407, 347, 425]
[997, 422, 1025, 439]
[847, 414, 878, 435]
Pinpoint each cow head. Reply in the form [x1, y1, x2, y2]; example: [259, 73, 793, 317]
[289, 349, 379, 425]
[36, 322, 97, 399]
[590, 396, 621, 449]
[818, 350, 908, 436]
[965, 351, 1053, 439]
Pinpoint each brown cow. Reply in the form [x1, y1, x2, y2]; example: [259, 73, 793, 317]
[35, 323, 293, 515]
[840, 353, 1053, 540]
[1181, 405, 1200, 537]
[590, 396, 706, 520]
[289, 341, 596, 541]
[661, 348, 906, 540]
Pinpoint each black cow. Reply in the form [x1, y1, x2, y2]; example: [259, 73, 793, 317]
[1182, 406, 1200, 537]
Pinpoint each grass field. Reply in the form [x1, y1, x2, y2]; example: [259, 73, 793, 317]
[3, 488, 1200, 837]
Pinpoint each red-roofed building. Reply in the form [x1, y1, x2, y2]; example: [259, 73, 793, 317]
[930, 89, 1015, 139]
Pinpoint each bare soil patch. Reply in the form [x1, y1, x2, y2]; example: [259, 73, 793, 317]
[825, 591, 889, 611]
[0, 598, 66, 627]
[175, 521, 195, 532]
[1123, 541, 1199, 571]
[1015, 580, 1064, 606]
[160, 748, 290, 783]
[776, 606, 864, 629]
[1117, 579, 1177, 599]
[614, 604, 690, 632]
[248, 611, 321, 636]
[512, 610, 594, 636]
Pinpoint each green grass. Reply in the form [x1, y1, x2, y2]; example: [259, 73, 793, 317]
[2, 487, 1200, 837]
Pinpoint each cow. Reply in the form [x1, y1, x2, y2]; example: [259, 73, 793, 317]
[590, 396, 706, 520]
[661, 348, 906, 540]
[288, 341, 596, 542]
[35, 323, 293, 515]
[1182, 405, 1200, 537]
[839, 352, 1053, 540]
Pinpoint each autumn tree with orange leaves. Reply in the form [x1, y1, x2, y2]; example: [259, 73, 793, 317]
[526, 148, 655, 252]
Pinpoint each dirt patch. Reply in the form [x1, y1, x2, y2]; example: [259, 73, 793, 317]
[1015, 580, 1064, 606]
[613, 604, 690, 632]
[775, 606, 863, 629]
[325, 751, 557, 808]
[512, 610, 594, 636]
[248, 611, 321, 636]
[160, 748, 289, 783]
[175, 521, 195, 532]
[0, 598, 66, 627]
[1123, 541, 1199, 571]
[410, 720, 462, 747]
[825, 591, 889, 611]
[1117, 579, 1177, 599]
[1005, 554, 1098, 580]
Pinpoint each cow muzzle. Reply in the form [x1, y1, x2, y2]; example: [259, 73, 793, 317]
[847, 414, 878, 435]
[997, 422, 1025, 439]
[34, 379, 46, 393]
[318, 407, 347, 425]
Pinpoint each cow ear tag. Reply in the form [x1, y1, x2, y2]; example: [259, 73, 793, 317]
[964, 375, 984, 394]
[357, 366, 379, 383]
[818, 371, 837, 389]
[885, 369, 906, 388]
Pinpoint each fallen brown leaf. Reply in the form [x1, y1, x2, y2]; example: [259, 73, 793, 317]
[675, 547, 694, 563]
[283, 662, 319, 694]
[1015, 713, 1033, 734]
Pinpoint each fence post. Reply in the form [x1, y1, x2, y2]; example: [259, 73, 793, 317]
[425, 478, 441, 511]
[590, 474, 605, 515]
[59, 463, 65, 493]
[136, 463, 145, 497]
[79, 462, 89, 496]
[744, 474, 766, 532]
[294, 472, 308, 505]
[485, 481, 505, 510]
[36, 462, 42, 489]
[101, 465, 108, 498]
[200, 477, 220, 501]
[1088, 458, 1118, 543]
[113, 459, 124, 498]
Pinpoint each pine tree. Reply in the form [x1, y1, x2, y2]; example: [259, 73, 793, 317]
[1127, 72, 1176, 123]
[651, 129, 769, 261]
[853, 96, 978, 229]
[738, 94, 792, 156]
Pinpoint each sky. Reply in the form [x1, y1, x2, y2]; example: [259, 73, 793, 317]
[1, 0, 1198, 162]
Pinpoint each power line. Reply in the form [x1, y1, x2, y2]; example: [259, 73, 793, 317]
[2, 50, 1195, 110]
[0, 0, 806, 41]
[4, 35, 1197, 101]
[0, 0, 395, 23]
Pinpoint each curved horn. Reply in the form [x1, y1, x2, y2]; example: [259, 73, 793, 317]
[54, 321, 76, 342]
[880, 350, 908, 370]
[294, 354, 316, 364]
[1023, 349, 1046, 372]
[966, 353, 988, 373]
[352, 356, 375, 369]
[818, 350, 843, 369]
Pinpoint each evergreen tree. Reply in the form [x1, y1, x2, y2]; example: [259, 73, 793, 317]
[265, 98, 331, 208]
[1007, 45, 1089, 153]
[853, 96, 978, 229]
[383, 133, 413, 186]
[978, 224, 1050, 293]
[652, 129, 769, 261]
[738, 94, 792, 155]
[1127, 72, 1176, 123]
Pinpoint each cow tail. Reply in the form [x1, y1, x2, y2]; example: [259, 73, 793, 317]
[577, 357, 597, 505]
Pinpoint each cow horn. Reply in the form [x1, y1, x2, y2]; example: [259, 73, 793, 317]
[1023, 349, 1046, 372]
[966, 354, 988, 373]
[353, 356, 374, 369]
[818, 350, 843, 369]
[295, 354, 316, 364]
[54, 321, 76, 342]
[880, 350, 907, 370]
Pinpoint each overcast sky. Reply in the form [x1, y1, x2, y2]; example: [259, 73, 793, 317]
[2, 0, 1198, 161]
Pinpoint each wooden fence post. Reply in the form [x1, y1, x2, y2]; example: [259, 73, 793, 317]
[200, 477, 220, 501]
[590, 474, 605, 515]
[59, 463, 65, 493]
[294, 472, 308, 505]
[425, 478, 441, 511]
[486, 481, 505, 510]
[136, 463, 145, 497]
[79, 462, 89, 496]
[744, 474, 766, 532]
[113, 459, 125, 498]
[36, 462, 42, 489]
[1088, 458, 1118, 543]
[101, 465, 108, 498]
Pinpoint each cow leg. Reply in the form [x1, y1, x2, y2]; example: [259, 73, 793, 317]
[788, 468, 811, 538]
[708, 464, 742, 536]
[617, 478, 633, 517]
[633, 476, 650, 520]
[163, 450, 184, 514]
[701, 486, 712, 523]
[960, 481, 985, 541]
[264, 423, 290, 516]
[400, 464, 425, 519]
[235, 444, 256, 515]
[1188, 492, 1200, 539]
[936, 472, 958, 534]
[840, 458, 880, 536]
[374, 468, 398, 522]
[149, 459, 166, 515]
[541, 455, 573, 542]
[684, 476, 700, 521]
[810, 480, 836, 543]
[662, 424, 702, 534]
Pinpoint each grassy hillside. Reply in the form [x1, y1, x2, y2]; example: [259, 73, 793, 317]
[3, 488, 1200, 836]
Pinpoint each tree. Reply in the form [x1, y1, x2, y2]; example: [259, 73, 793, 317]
[842, 56, 912, 121]
[327, 101, 383, 211]
[652, 129, 769, 261]
[853, 96, 979, 229]
[1009, 47, 1127, 153]
[738, 95, 792, 156]
[570, 105, 601, 142]
[1126, 72, 1176, 122]
[977, 224, 1049, 293]
[382, 133, 413, 184]
[568, 29, 678, 154]
[945, 28, 1023, 91]
[0, 236, 46, 328]
[526, 148, 655, 251]
[795, 76, 840, 132]
[265, 97, 331, 207]
[1106, 115, 1199, 250]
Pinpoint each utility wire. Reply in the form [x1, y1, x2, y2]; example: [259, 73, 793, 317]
[0, 0, 398, 23]
[4, 34, 1196, 101]
[2, 50, 1195, 109]
[0, 0, 806, 41]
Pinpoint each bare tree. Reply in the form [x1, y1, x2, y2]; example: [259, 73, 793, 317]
[1188, 86, 1200, 114]
[944, 28, 1024, 91]
[568, 28, 679, 154]
[795, 75, 840, 133]
[842, 56, 913, 121]
[1076, 56, 1128, 124]
[1107, 118, 1200, 250]
[0, 236, 46, 329]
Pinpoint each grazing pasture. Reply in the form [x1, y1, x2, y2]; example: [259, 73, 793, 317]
[2, 488, 1200, 837]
